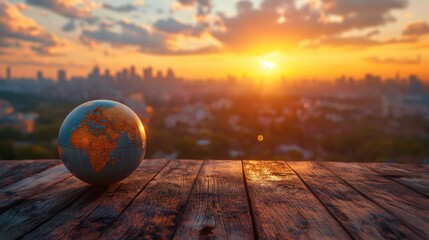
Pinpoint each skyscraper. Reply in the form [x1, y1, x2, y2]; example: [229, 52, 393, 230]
[93, 66, 100, 77]
[122, 68, 129, 82]
[58, 69, 67, 84]
[408, 75, 423, 95]
[37, 71, 44, 82]
[130, 65, 139, 83]
[156, 70, 163, 80]
[104, 69, 110, 78]
[166, 68, 175, 80]
[130, 66, 136, 78]
[143, 67, 153, 81]
[6, 66, 11, 80]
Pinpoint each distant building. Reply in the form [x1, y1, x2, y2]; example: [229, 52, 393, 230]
[275, 144, 312, 160]
[6, 66, 11, 80]
[92, 66, 100, 77]
[58, 69, 67, 83]
[130, 65, 138, 83]
[123, 93, 152, 120]
[0, 100, 14, 117]
[143, 67, 153, 81]
[156, 70, 163, 80]
[122, 68, 129, 82]
[364, 73, 381, 86]
[166, 68, 175, 80]
[408, 75, 423, 96]
[104, 69, 110, 78]
[0, 100, 38, 133]
[37, 71, 44, 82]
[130, 66, 135, 76]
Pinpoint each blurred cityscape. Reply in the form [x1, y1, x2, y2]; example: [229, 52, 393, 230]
[1, 66, 428, 163]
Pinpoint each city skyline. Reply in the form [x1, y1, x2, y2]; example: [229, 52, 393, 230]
[0, 0, 429, 79]
[1, 64, 427, 83]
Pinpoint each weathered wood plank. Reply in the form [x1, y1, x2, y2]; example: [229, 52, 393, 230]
[0, 164, 71, 214]
[363, 163, 429, 179]
[322, 162, 429, 239]
[393, 164, 429, 175]
[0, 161, 26, 186]
[22, 159, 169, 240]
[0, 161, 27, 176]
[173, 160, 254, 239]
[99, 160, 203, 240]
[0, 177, 90, 239]
[362, 163, 429, 198]
[288, 161, 420, 240]
[0, 160, 61, 189]
[244, 160, 350, 240]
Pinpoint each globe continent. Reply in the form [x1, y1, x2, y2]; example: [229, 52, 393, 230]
[58, 100, 146, 185]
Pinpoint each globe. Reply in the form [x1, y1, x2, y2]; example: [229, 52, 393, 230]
[58, 100, 146, 186]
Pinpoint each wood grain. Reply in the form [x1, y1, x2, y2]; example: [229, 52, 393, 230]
[362, 163, 429, 198]
[322, 161, 429, 239]
[392, 164, 429, 175]
[0, 164, 71, 214]
[173, 160, 254, 240]
[288, 161, 420, 240]
[99, 160, 203, 240]
[0, 159, 428, 240]
[244, 160, 350, 239]
[0, 160, 60, 189]
[21, 159, 169, 240]
[0, 161, 28, 177]
[0, 177, 90, 239]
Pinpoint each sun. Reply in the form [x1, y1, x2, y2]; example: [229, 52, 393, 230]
[261, 60, 275, 71]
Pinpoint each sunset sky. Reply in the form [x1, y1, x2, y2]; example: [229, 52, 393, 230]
[1, 0, 429, 80]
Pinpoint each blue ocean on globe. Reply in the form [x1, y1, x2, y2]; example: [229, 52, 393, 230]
[58, 100, 146, 185]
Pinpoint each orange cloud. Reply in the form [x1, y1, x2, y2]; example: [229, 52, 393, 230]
[212, 0, 410, 53]
[403, 21, 429, 37]
[0, 1, 65, 55]
[79, 18, 220, 55]
[365, 55, 421, 65]
[26, 0, 98, 18]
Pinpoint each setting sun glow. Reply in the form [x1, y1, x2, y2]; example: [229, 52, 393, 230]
[1, 0, 429, 80]
[261, 61, 275, 71]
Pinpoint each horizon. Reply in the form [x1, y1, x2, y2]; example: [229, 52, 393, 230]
[1, 64, 427, 82]
[0, 0, 429, 80]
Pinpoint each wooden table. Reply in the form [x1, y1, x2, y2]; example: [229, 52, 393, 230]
[0, 159, 428, 239]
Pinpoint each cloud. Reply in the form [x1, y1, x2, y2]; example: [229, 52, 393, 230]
[80, 20, 219, 55]
[26, 0, 98, 18]
[403, 22, 429, 36]
[0, 2, 64, 55]
[212, 0, 409, 53]
[176, 0, 196, 6]
[154, 18, 207, 36]
[174, 0, 212, 18]
[80, 21, 170, 54]
[154, 18, 193, 33]
[135, 0, 144, 7]
[62, 20, 76, 32]
[28, 0, 100, 33]
[15, 2, 28, 11]
[365, 55, 421, 65]
[236, 0, 253, 14]
[0, 38, 21, 48]
[196, 0, 211, 18]
[310, 33, 415, 48]
[103, 3, 138, 13]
